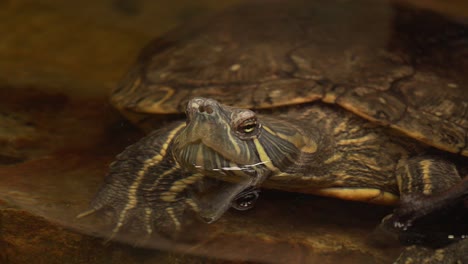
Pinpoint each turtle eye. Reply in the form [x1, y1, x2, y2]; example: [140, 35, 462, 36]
[232, 109, 260, 139]
[237, 118, 259, 135]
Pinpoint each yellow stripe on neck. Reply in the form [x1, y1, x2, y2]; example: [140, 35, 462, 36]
[253, 138, 279, 172]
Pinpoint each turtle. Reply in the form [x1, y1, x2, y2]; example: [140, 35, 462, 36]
[80, 0, 468, 248]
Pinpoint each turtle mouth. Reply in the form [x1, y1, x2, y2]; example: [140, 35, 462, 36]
[174, 140, 260, 180]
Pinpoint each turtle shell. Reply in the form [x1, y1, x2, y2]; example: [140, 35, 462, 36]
[111, 0, 468, 155]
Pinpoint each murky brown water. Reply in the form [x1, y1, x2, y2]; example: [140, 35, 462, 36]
[0, 0, 467, 263]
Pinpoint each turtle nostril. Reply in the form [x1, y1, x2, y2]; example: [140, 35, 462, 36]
[205, 105, 213, 114]
[198, 104, 214, 114]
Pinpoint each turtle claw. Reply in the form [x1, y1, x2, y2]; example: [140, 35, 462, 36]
[76, 208, 98, 219]
[393, 220, 412, 231]
[375, 214, 432, 247]
[375, 212, 424, 246]
[379, 213, 410, 233]
[77, 197, 191, 241]
[390, 194, 438, 230]
[376, 194, 468, 248]
[387, 208, 416, 232]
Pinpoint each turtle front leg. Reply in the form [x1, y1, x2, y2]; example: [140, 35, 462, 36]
[386, 157, 465, 231]
[78, 122, 193, 239]
[78, 122, 257, 240]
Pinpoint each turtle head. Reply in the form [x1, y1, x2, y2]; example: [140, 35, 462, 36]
[172, 97, 317, 181]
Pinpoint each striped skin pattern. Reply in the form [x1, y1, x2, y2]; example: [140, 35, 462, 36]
[80, 98, 464, 238]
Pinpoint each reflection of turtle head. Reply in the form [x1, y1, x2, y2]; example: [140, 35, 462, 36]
[172, 97, 317, 181]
